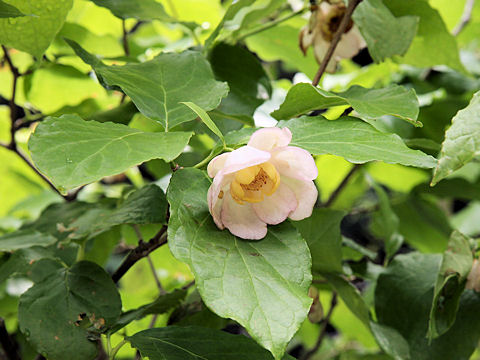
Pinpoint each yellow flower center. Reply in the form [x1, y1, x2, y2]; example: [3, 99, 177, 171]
[229, 162, 280, 205]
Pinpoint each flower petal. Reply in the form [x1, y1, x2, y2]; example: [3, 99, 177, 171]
[252, 183, 298, 225]
[247, 127, 292, 151]
[222, 146, 271, 175]
[334, 27, 365, 60]
[271, 146, 318, 181]
[207, 152, 229, 178]
[221, 191, 267, 240]
[207, 185, 224, 230]
[282, 177, 318, 221]
[313, 36, 337, 73]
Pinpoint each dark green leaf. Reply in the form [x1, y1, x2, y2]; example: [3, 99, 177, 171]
[29, 115, 192, 191]
[375, 252, 480, 360]
[353, 0, 418, 62]
[279, 116, 437, 168]
[67, 40, 229, 130]
[415, 178, 480, 201]
[167, 168, 312, 359]
[0, 230, 56, 252]
[18, 261, 122, 360]
[432, 91, 480, 185]
[127, 326, 295, 360]
[109, 289, 187, 334]
[293, 208, 345, 274]
[370, 322, 411, 360]
[0, 0, 24, 18]
[428, 231, 473, 339]
[272, 83, 420, 126]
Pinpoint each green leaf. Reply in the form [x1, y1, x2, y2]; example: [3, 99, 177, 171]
[293, 208, 345, 274]
[0, 0, 24, 18]
[279, 116, 437, 168]
[385, 0, 465, 72]
[272, 83, 420, 126]
[432, 91, 480, 185]
[89, 0, 173, 21]
[375, 252, 480, 360]
[181, 102, 225, 145]
[209, 42, 271, 116]
[67, 40, 229, 131]
[0, 246, 57, 283]
[0, 0, 73, 58]
[428, 231, 474, 340]
[18, 261, 122, 360]
[109, 289, 187, 334]
[128, 326, 295, 360]
[29, 114, 192, 191]
[106, 184, 168, 226]
[167, 168, 312, 359]
[353, 0, 418, 63]
[369, 322, 411, 360]
[0, 230, 56, 252]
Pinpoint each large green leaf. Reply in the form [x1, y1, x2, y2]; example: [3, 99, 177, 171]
[167, 168, 312, 359]
[0, 0, 73, 58]
[428, 231, 473, 340]
[29, 115, 192, 191]
[272, 83, 420, 126]
[279, 116, 437, 168]
[18, 261, 122, 360]
[432, 91, 480, 185]
[209, 42, 271, 116]
[293, 208, 345, 274]
[67, 40, 229, 130]
[375, 253, 480, 360]
[353, 0, 418, 63]
[128, 326, 295, 360]
[89, 0, 172, 21]
[0, 0, 24, 18]
[385, 0, 465, 72]
[0, 230, 56, 252]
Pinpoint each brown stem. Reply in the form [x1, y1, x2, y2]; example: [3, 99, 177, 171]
[311, 0, 363, 86]
[300, 293, 338, 360]
[122, 20, 130, 56]
[322, 164, 362, 207]
[452, 0, 475, 36]
[0, 318, 20, 360]
[112, 226, 168, 283]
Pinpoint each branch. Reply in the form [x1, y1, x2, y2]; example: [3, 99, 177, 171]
[0, 318, 20, 360]
[312, 0, 363, 86]
[121, 20, 130, 57]
[322, 164, 362, 207]
[300, 293, 338, 360]
[452, 0, 475, 36]
[112, 226, 168, 283]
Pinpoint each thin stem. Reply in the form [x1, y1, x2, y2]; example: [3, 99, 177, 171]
[112, 226, 168, 283]
[0, 318, 20, 360]
[300, 293, 338, 360]
[237, 8, 307, 41]
[122, 20, 130, 56]
[452, 0, 475, 36]
[312, 0, 363, 86]
[109, 339, 127, 360]
[322, 164, 362, 207]
[193, 149, 217, 169]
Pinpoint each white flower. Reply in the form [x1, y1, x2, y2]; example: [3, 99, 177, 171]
[207, 127, 318, 240]
[299, 2, 366, 73]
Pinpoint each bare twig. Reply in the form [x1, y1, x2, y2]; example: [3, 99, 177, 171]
[300, 293, 338, 360]
[452, 0, 475, 36]
[112, 226, 168, 283]
[322, 164, 362, 207]
[312, 0, 363, 86]
[0, 318, 20, 360]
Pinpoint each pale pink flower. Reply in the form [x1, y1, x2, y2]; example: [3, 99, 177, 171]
[299, 2, 366, 73]
[207, 127, 318, 240]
